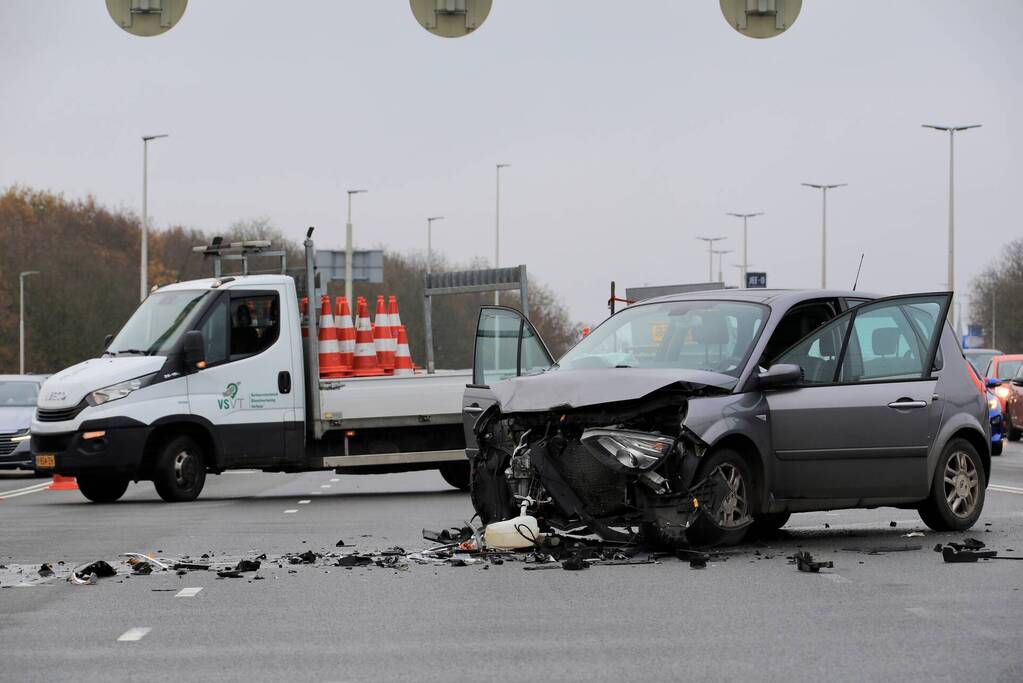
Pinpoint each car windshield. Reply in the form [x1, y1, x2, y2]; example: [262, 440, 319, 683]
[107, 290, 211, 356]
[0, 381, 39, 407]
[558, 300, 768, 376]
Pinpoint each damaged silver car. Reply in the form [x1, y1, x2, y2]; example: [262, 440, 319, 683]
[462, 290, 990, 547]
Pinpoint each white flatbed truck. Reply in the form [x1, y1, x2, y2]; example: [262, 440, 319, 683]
[30, 232, 473, 502]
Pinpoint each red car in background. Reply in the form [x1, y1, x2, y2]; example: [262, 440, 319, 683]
[1004, 361, 1023, 442]
[986, 354, 1023, 415]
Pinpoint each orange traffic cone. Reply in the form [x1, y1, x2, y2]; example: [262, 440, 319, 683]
[393, 326, 414, 376]
[353, 299, 384, 376]
[48, 475, 78, 491]
[374, 295, 395, 372]
[335, 296, 356, 371]
[318, 296, 347, 377]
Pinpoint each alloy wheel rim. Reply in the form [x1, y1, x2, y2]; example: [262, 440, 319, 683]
[714, 464, 749, 528]
[943, 450, 979, 519]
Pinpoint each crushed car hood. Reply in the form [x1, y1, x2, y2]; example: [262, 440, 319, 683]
[490, 368, 737, 413]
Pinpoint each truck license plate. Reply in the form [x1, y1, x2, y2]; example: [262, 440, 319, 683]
[35, 454, 55, 468]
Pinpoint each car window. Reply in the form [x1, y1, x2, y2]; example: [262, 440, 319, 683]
[839, 299, 941, 382]
[774, 317, 850, 384]
[996, 360, 1022, 379]
[229, 295, 280, 358]
[200, 297, 229, 365]
[762, 301, 837, 364]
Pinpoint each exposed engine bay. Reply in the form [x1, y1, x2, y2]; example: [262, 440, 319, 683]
[471, 387, 748, 546]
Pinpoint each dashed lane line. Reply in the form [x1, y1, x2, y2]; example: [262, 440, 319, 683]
[117, 627, 151, 642]
[329, 478, 340, 482]
[283, 509, 298, 514]
[175, 587, 203, 598]
[320, 484, 332, 488]
[989, 483, 1023, 495]
[820, 573, 852, 584]
[298, 500, 311, 504]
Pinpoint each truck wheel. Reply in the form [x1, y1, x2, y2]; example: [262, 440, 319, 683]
[684, 448, 754, 547]
[77, 475, 129, 503]
[438, 461, 471, 491]
[469, 448, 516, 525]
[152, 435, 207, 502]
[918, 438, 986, 532]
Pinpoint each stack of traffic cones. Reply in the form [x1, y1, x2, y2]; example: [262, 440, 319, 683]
[393, 326, 414, 375]
[352, 299, 385, 376]
[318, 296, 349, 378]
[334, 296, 356, 371]
[374, 295, 396, 373]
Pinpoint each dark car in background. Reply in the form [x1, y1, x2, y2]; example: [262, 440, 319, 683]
[0, 375, 46, 470]
[465, 289, 990, 547]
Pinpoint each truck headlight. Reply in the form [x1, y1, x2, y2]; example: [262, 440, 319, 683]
[581, 428, 675, 472]
[86, 373, 157, 407]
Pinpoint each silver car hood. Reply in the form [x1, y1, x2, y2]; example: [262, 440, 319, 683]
[490, 368, 737, 413]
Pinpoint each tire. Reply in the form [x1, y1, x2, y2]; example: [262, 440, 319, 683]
[152, 435, 207, 502]
[992, 440, 1003, 456]
[469, 448, 516, 525]
[1007, 412, 1021, 441]
[77, 475, 129, 503]
[438, 461, 471, 491]
[684, 448, 755, 548]
[746, 512, 791, 540]
[918, 438, 986, 532]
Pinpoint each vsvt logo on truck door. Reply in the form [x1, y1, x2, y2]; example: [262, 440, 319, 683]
[218, 383, 244, 411]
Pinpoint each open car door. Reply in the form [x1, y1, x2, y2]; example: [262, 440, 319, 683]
[462, 306, 555, 458]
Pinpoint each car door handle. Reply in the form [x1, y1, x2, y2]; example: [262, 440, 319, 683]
[887, 399, 927, 410]
[463, 404, 483, 414]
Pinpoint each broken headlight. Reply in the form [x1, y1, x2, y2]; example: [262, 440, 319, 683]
[580, 428, 675, 472]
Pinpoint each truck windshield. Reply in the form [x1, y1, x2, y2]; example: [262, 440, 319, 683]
[558, 300, 768, 377]
[107, 290, 211, 356]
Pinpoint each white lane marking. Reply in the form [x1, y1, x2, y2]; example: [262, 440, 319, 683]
[989, 484, 1023, 495]
[905, 607, 931, 619]
[298, 500, 311, 504]
[175, 587, 203, 598]
[310, 491, 323, 495]
[329, 478, 340, 482]
[117, 627, 151, 642]
[223, 470, 259, 474]
[820, 573, 851, 584]
[0, 481, 52, 499]
[320, 485, 331, 489]
[283, 509, 298, 514]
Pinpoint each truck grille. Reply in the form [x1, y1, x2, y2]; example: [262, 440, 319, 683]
[36, 402, 86, 423]
[0, 434, 18, 456]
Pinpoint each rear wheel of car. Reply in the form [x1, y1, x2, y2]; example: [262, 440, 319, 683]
[77, 475, 129, 503]
[684, 448, 754, 548]
[469, 448, 516, 525]
[438, 461, 471, 491]
[152, 435, 207, 502]
[918, 438, 986, 532]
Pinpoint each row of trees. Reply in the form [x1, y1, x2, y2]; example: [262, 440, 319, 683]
[970, 238, 1023, 352]
[0, 187, 580, 374]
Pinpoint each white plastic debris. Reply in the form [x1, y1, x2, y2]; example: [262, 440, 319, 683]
[484, 515, 541, 550]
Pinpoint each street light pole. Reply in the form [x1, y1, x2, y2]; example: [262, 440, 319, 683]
[19, 270, 39, 374]
[345, 189, 367, 306]
[923, 123, 981, 330]
[426, 216, 444, 276]
[141, 134, 168, 301]
[713, 249, 733, 283]
[495, 163, 509, 305]
[696, 237, 726, 281]
[726, 212, 763, 285]
[802, 183, 846, 288]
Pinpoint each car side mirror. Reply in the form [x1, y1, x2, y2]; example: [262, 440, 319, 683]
[103, 334, 113, 350]
[183, 330, 206, 372]
[758, 363, 802, 390]
[986, 378, 1001, 388]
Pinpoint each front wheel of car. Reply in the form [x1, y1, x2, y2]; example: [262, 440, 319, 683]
[992, 441, 1003, 456]
[77, 475, 129, 503]
[1007, 412, 1021, 441]
[918, 438, 986, 532]
[438, 461, 471, 491]
[684, 448, 755, 548]
[152, 436, 207, 502]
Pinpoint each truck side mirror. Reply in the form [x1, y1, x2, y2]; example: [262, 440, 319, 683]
[757, 363, 802, 389]
[103, 334, 113, 350]
[183, 330, 206, 372]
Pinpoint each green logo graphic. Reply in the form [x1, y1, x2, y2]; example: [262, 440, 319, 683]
[218, 382, 244, 411]
[223, 382, 240, 399]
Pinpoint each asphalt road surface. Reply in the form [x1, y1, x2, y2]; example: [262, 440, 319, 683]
[2, 444, 1022, 682]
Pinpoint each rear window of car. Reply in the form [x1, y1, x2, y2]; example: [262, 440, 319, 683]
[997, 360, 1023, 379]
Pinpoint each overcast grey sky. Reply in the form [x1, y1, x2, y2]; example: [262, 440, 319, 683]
[1, 1, 1020, 326]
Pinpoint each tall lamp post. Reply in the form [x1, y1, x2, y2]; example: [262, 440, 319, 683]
[19, 270, 39, 374]
[345, 189, 367, 306]
[141, 134, 168, 301]
[726, 212, 763, 283]
[713, 249, 733, 283]
[426, 216, 444, 275]
[801, 183, 846, 288]
[696, 237, 726, 281]
[495, 163, 510, 304]
[923, 123, 981, 330]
